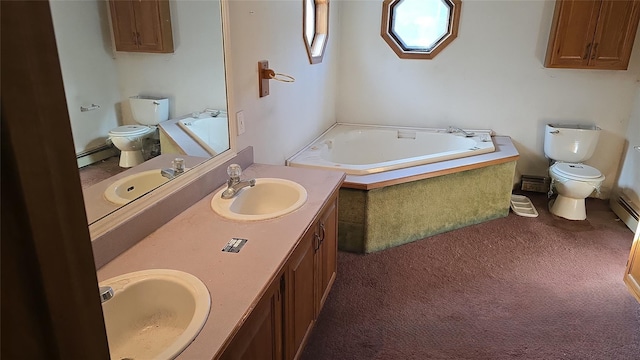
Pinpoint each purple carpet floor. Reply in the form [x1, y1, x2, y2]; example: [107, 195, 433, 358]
[302, 192, 639, 360]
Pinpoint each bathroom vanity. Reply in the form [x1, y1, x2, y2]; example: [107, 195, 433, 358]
[96, 161, 345, 359]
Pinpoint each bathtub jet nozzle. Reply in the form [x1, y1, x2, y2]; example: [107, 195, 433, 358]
[447, 126, 475, 137]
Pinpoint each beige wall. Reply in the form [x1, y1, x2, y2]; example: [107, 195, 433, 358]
[333, 0, 640, 198]
[615, 86, 640, 207]
[50, 0, 120, 154]
[227, 0, 339, 165]
[51, 0, 227, 154]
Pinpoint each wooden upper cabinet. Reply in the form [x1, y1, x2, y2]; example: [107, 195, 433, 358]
[108, 0, 174, 53]
[545, 0, 640, 70]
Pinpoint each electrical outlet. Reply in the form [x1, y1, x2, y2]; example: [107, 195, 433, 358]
[236, 110, 246, 135]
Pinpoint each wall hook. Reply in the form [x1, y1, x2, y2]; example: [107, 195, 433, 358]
[258, 60, 295, 98]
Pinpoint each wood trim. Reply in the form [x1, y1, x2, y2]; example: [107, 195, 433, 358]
[624, 225, 640, 303]
[304, 0, 330, 64]
[342, 136, 520, 190]
[1, 1, 109, 358]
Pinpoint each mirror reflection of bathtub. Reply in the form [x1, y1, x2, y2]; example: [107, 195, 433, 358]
[159, 112, 230, 158]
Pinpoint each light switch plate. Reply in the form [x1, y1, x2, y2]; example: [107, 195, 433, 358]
[236, 110, 246, 135]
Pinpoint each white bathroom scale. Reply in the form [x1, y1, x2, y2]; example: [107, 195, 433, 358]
[510, 194, 539, 217]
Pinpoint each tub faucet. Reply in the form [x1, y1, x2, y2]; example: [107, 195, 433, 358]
[221, 164, 256, 199]
[99, 286, 114, 303]
[161, 158, 185, 179]
[447, 126, 475, 137]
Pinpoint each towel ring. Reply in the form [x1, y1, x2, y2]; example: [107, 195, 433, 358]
[263, 69, 295, 83]
[258, 60, 295, 97]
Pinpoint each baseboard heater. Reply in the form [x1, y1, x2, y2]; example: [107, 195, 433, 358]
[76, 145, 118, 168]
[610, 193, 639, 232]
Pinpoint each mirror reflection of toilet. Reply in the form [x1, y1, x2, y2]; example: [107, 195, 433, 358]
[544, 124, 605, 220]
[109, 96, 169, 168]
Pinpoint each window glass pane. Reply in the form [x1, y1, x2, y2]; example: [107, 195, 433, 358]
[392, 0, 451, 51]
[305, 0, 316, 46]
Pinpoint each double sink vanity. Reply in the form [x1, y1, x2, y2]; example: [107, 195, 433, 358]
[95, 149, 345, 359]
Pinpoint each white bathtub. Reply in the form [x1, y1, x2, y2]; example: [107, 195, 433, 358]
[286, 123, 496, 175]
[177, 114, 229, 156]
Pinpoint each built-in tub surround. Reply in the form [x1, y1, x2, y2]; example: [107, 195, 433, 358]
[159, 113, 230, 158]
[287, 123, 495, 175]
[95, 161, 345, 358]
[178, 113, 229, 156]
[296, 136, 519, 253]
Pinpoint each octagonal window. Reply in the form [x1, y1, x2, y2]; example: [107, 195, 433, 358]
[381, 0, 461, 59]
[303, 0, 329, 64]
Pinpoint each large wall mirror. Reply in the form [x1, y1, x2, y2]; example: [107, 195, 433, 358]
[49, 0, 233, 230]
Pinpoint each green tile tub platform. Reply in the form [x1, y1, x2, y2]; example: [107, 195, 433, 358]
[338, 136, 519, 253]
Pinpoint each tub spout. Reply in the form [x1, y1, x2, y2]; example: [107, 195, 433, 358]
[447, 126, 475, 137]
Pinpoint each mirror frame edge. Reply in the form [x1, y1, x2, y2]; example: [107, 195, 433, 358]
[89, 0, 238, 241]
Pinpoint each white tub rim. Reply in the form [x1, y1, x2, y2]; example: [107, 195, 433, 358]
[287, 122, 495, 176]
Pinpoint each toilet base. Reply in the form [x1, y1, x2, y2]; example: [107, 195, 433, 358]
[119, 150, 145, 168]
[549, 195, 586, 220]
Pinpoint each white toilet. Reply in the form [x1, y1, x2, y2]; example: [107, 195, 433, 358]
[109, 96, 169, 167]
[544, 124, 605, 220]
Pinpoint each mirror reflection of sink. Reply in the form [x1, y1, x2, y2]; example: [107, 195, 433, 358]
[99, 269, 210, 360]
[211, 178, 307, 221]
[104, 170, 169, 205]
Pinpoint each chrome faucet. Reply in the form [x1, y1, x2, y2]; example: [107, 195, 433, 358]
[221, 164, 256, 199]
[161, 158, 185, 179]
[99, 286, 114, 303]
[447, 126, 475, 137]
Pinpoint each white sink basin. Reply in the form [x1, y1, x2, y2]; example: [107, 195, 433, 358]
[99, 269, 211, 360]
[104, 170, 169, 205]
[211, 178, 307, 221]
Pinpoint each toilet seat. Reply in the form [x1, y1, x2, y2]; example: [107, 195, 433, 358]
[109, 125, 152, 137]
[551, 163, 603, 181]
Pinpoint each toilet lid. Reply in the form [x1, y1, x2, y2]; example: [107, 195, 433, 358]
[552, 163, 602, 179]
[109, 125, 151, 137]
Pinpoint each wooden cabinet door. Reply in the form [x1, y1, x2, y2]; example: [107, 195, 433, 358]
[316, 198, 338, 313]
[590, 0, 640, 69]
[109, 0, 138, 52]
[132, 0, 162, 52]
[285, 230, 316, 360]
[624, 224, 640, 303]
[220, 279, 283, 360]
[545, 0, 601, 68]
[132, 0, 174, 53]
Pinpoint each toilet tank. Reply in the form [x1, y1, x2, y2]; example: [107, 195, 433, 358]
[129, 96, 169, 126]
[544, 124, 601, 162]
